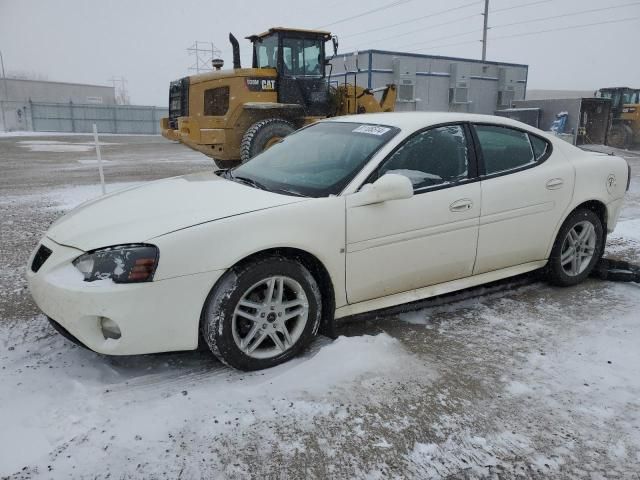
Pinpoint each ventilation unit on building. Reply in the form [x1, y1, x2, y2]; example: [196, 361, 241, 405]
[449, 63, 471, 105]
[497, 68, 517, 107]
[393, 58, 416, 102]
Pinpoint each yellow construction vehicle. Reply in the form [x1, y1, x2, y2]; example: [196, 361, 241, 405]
[597, 87, 640, 148]
[161, 27, 396, 167]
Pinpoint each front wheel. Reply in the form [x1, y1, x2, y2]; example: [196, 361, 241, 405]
[546, 208, 604, 286]
[201, 256, 322, 370]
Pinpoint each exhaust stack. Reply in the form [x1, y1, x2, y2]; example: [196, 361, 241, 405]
[229, 33, 241, 69]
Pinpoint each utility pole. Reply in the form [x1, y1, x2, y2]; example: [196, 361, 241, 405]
[0, 50, 9, 131]
[481, 0, 489, 61]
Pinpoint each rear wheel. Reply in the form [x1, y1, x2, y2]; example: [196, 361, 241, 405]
[201, 256, 321, 370]
[546, 208, 604, 286]
[240, 118, 295, 163]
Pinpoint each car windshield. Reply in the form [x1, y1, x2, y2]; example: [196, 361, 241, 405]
[230, 122, 399, 197]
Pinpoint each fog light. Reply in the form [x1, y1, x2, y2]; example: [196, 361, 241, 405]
[100, 317, 121, 340]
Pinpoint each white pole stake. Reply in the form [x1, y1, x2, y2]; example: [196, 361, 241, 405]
[92, 123, 106, 195]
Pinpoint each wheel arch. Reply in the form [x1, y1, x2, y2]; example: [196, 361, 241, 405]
[199, 246, 337, 343]
[577, 199, 608, 231]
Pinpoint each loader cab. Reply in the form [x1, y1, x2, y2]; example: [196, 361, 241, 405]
[597, 87, 640, 117]
[249, 28, 333, 116]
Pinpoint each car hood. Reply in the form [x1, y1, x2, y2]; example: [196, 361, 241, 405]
[46, 172, 307, 251]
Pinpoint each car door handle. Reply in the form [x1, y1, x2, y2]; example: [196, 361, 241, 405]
[546, 178, 564, 190]
[449, 199, 473, 212]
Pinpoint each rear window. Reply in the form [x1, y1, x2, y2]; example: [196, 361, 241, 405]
[529, 134, 550, 161]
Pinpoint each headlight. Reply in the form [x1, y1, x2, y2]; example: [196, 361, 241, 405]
[73, 244, 159, 283]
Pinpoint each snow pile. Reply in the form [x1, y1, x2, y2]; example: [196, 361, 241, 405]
[17, 140, 119, 153]
[0, 131, 156, 138]
[606, 218, 640, 254]
[0, 182, 144, 211]
[255, 334, 416, 396]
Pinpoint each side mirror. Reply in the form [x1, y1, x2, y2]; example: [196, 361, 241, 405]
[349, 174, 413, 207]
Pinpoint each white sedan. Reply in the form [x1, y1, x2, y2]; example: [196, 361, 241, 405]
[27, 113, 629, 370]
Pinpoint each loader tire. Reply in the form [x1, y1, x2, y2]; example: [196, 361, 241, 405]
[240, 118, 295, 163]
[607, 123, 632, 149]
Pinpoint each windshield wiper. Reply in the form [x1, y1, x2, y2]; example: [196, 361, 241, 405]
[222, 169, 307, 196]
[270, 188, 309, 197]
[231, 174, 268, 191]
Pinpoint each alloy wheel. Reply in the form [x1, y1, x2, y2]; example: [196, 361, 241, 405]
[231, 276, 309, 359]
[560, 220, 597, 277]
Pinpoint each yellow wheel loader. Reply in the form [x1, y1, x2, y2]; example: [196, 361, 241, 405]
[161, 27, 396, 167]
[597, 87, 640, 149]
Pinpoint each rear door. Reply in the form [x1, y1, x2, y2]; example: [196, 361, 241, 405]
[472, 124, 574, 274]
[346, 124, 481, 304]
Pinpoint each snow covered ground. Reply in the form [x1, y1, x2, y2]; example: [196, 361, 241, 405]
[1, 137, 639, 478]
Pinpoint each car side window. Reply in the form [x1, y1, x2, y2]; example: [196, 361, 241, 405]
[474, 125, 536, 175]
[378, 125, 470, 190]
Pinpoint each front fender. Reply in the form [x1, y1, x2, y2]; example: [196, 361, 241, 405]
[149, 196, 348, 308]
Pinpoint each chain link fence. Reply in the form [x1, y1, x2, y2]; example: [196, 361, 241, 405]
[0, 100, 168, 134]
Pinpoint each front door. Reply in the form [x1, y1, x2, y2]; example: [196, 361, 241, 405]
[346, 124, 481, 304]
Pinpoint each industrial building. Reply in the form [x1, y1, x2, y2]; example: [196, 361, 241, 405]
[2, 78, 116, 105]
[329, 49, 528, 115]
[0, 78, 166, 134]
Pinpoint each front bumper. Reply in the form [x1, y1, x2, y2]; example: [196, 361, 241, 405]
[26, 237, 224, 355]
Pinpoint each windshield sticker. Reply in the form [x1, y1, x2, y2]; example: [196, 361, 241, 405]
[352, 125, 391, 135]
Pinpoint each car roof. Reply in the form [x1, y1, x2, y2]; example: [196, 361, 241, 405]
[323, 111, 535, 132]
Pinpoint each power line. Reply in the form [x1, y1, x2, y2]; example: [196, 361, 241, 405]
[490, 0, 552, 13]
[407, 15, 640, 53]
[491, 15, 640, 39]
[340, 13, 480, 51]
[392, 29, 481, 51]
[337, 0, 559, 54]
[341, 0, 481, 39]
[317, 0, 415, 29]
[491, 1, 640, 30]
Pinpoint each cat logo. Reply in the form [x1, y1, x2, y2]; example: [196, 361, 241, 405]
[261, 79, 275, 91]
[246, 77, 277, 92]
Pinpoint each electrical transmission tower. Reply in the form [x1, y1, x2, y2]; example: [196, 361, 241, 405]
[108, 76, 130, 105]
[187, 41, 222, 74]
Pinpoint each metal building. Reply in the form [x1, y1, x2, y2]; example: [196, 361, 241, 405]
[329, 49, 528, 115]
[2, 78, 116, 105]
[0, 78, 167, 133]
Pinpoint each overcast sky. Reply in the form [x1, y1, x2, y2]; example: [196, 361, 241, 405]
[1, 0, 638, 106]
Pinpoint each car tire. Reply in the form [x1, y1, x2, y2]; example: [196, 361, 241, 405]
[240, 118, 295, 163]
[546, 208, 604, 287]
[201, 256, 322, 370]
